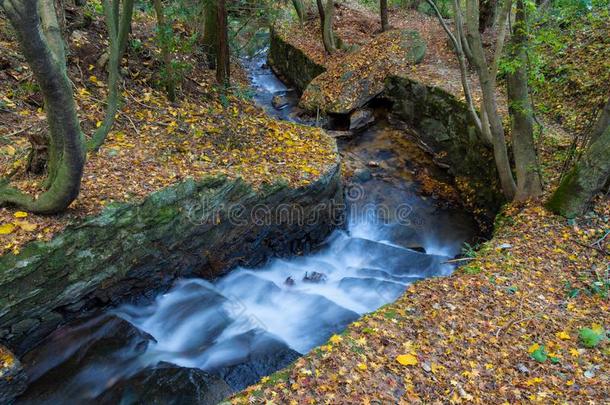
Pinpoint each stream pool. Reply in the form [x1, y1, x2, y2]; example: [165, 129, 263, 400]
[16, 50, 479, 404]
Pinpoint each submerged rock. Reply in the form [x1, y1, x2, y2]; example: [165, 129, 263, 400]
[0, 345, 27, 404]
[335, 238, 449, 277]
[303, 271, 327, 283]
[99, 362, 232, 405]
[18, 315, 155, 403]
[272, 94, 290, 110]
[349, 109, 375, 131]
[213, 331, 300, 391]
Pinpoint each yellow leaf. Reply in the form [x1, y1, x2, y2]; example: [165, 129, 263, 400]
[592, 323, 604, 334]
[556, 331, 570, 340]
[15, 221, 37, 232]
[4, 145, 16, 156]
[14, 211, 28, 218]
[569, 348, 579, 357]
[527, 343, 540, 354]
[396, 353, 418, 366]
[0, 224, 16, 235]
[329, 335, 343, 345]
[357, 363, 367, 371]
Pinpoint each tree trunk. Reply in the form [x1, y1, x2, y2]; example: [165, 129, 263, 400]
[216, 0, 230, 85]
[465, 0, 516, 199]
[316, 0, 325, 32]
[88, 0, 135, 151]
[1, 0, 86, 214]
[478, 0, 496, 32]
[38, 0, 67, 186]
[507, 0, 542, 200]
[152, 0, 177, 101]
[291, 0, 305, 24]
[203, 0, 218, 69]
[547, 125, 610, 218]
[322, 0, 335, 53]
[380, 0, 389, 32]
[589, 96, 610, 145]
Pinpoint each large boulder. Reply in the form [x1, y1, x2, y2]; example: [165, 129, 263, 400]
[210, 330, 301, 391]
[99, 362, 232, 405]
[0, 345, 27, 404]
[300, 30, 426, 115]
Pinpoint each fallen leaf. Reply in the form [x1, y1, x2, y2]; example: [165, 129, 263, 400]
[396, 353, 418, 366]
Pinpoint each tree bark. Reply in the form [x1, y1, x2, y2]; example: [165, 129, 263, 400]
[507, 0, 542, 200]
[321, 0, 335, 53]
[216, 0, 230, 85]
[1, 0, 86, 214]
[464, 0, 517, 199]
[88, 0, 135, 151]
[203, 0, 218, 69]
[478, 0, 497, 32]
[547, 125, 610, 218]
[291, 0, 305, 25]
[38, 0, 67, 186]
[589, 96, 610, 145]
[380, 0, 389, 32]
[152, 0, 177, 101]
[316, 0, 325, 32]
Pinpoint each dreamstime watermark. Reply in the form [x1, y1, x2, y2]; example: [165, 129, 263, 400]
[184, 184, 415, 228]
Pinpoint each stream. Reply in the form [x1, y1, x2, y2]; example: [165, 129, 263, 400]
[16, 49, 479, 404]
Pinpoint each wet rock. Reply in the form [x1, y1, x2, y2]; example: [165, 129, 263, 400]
[303, 271, 327, 283]
[349, 109, 375, 131]
[0, 345, 27, 404]
[354, 168, 372, 182]
[326, 130, 353, 139]
[367, 160, 380, 168]
[99, 362, 232, 405]
[337, 238, 448, 277]
[272, 94, 290, 110]
[407, 246, 426, 253]
[284, 276, 295, 286]
[213, 331, 301, 391]
[19, 315, 155, 403]
[354, 267, 423, 284]
[338, 277, 406, 307]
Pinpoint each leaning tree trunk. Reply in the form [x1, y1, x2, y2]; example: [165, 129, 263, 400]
[321, 0, 335, 53]
[380, 0, 389, 32]
[507, 0, 542, 200]
[291, 0, 305, 24]
[202, 0, 218, 69]
[88, 0, 135, 151]
[1, 0, 86, 214]
[547, 125, 610, 218]
[465, 0, 517, 200]
[216, 0, 230, 85]
[152, 0, 177, 101]
[316, 0, 325, 32]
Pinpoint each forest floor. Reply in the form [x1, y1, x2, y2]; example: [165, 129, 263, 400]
[231, 3, 610, 403]
[0, 14, 337, 256]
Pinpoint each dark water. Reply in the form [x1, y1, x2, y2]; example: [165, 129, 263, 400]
[16, 51, 479, 404]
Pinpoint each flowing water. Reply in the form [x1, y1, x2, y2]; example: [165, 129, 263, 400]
[17, 50, 479, 404]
